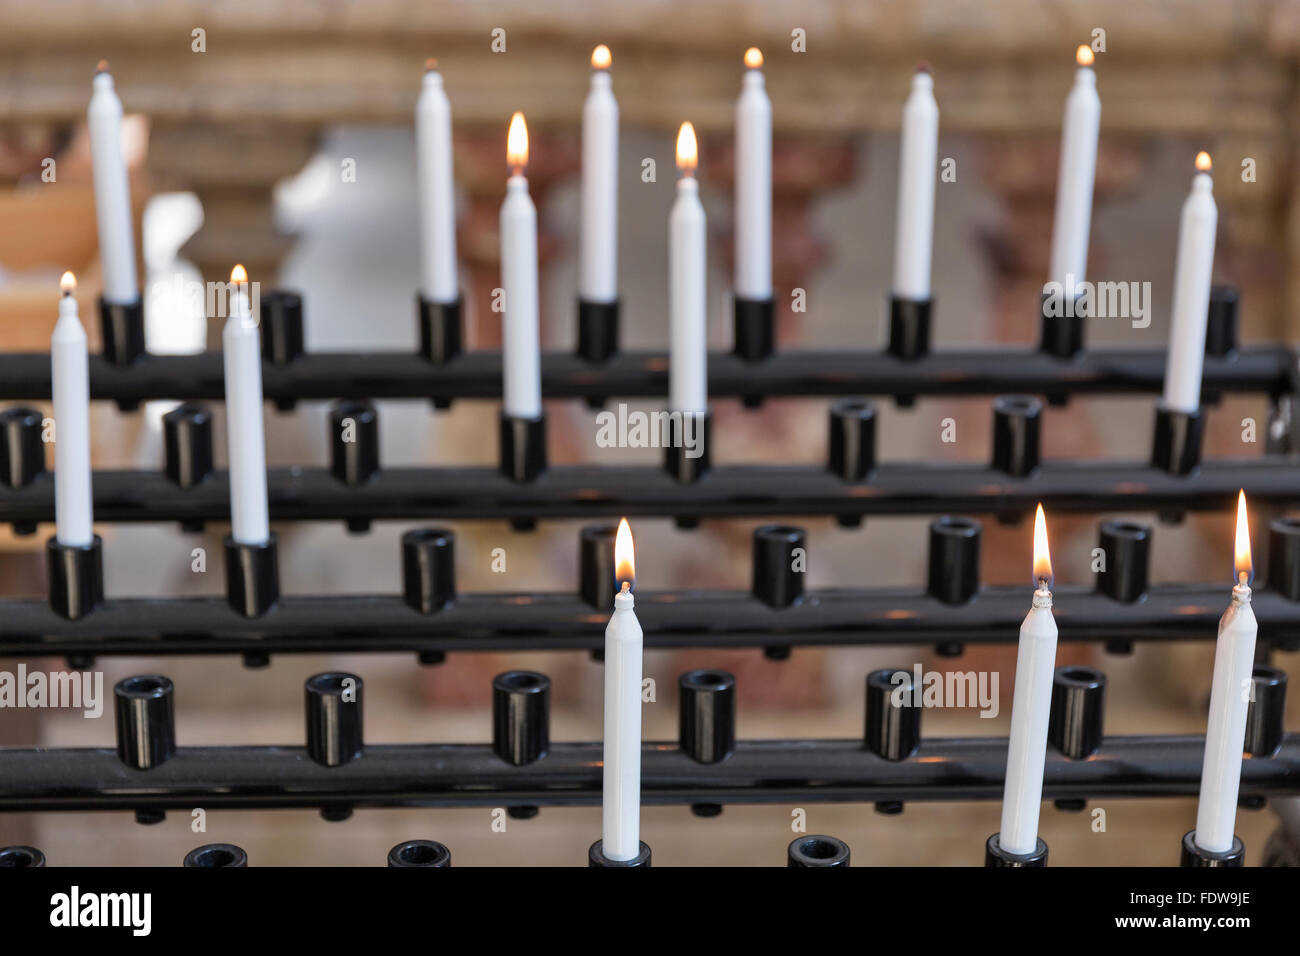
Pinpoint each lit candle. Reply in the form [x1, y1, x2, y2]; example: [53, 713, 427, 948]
[892, 65, 940, 302]
[52, 272, 93, 546]
[416, 58, 459, 305]
[222, 265, 270, 546]
[1193, 490, 1258, 853]
[998, 503, 1059, 856]
[734, 47, 771, 302]
[1047, 46, 1100, 300]
[501, 112, 542, 420]
[1162, 152, 1218, 414]
[580, 44, 619, 304]
[602, 517, 644, 861]
[88, 61, 139, 305]
[670, 122, 707, 414]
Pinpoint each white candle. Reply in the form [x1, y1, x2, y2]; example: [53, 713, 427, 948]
[602, 518, 643, 861]
[734, 48, 771, 301]
[222, 265, 270, 546]
[580, 45, 619, 304]
[998, 503, 1059, 856]
[88, 62, 139, 305]
[501, 112, 542, 419]
[1162, 153, 1219, 414]
[1047, 46, 1100, 300]
[892, 66, 940, 301]
[1194, 490, 1258, 854]
[670, 122, 708, 415]
[52, 272, 94, 547]
[416, 59, 459, 305]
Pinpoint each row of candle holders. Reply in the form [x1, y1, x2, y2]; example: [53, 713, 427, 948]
[0, 659, 1289, 866]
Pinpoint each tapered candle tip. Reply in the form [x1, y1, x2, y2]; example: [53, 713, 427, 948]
[1196, 151, 1213, 173]
[96, 59, 110, 75]
[916, 61, 932, 74]
[60, 271, 76, 295]
[591, 45, 612, 70]
[744, 47, 763, 69]
[676, 121, 698, 174]
[615, 517, 635, 591]
[1076, 45, 1094, 67]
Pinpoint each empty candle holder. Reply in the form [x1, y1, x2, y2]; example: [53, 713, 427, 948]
[499, 411, 547, 483]
[224, 534, 279, 618]
[1151, 404, 1205, 476]
[579, 524, 618, 609]
[0, 845, 45, 867]
[330, 399, 380, 532]
[115, 675, 176, 770]
[991, 395, 1043, 477]
[401, 528, 456, 620]
[1096, 520, 1151, 602]
[1180, 830, 1244, 868]
[260, 290, 305, 367]
[787, 835, 851, 867]
[184, 844, 248, 867]
[163, 403, 214, 492]
[1267, 518, 1300, 601]
[1039, 290, 1085, 359]
[1049, 666, 1106, 759]
[1204, 284, 1239, 358]
[577, 299, 619, 364]
[928, 516, 981, 605]
[588, 840, 652, 867]
[827, 399, 876, 484]
[679, 669, 735, 764]
[865, 668, 921, 761]
[0, 406, 45, 494]
[985, 833, 1048, 867]
[98, 295, 145, 368]
[388, 840, 451, 867]
[492, 670, 550, 766]
[1245, 666, 1287, 758]
[887, 294, 931, 361]
[752, 524, 806, 609]
[305, 672, 363, 767]
[663, 409, 710, 484]
[47, 535, 104, 620]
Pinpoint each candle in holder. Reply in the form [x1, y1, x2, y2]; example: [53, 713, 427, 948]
[734, 48, 771, 303]
[892, 64, 940, 302]
[670, 121, 707, 414]
[416, 58, 458, 305]
[1193, 490, 1257, 854]
[52, 271, 93, 546]
[1047, 46, 1100, 300]
[998, 503, 1059, 856]
[222, 265, 270, 546]
[1162, 152, 1218, 414]
[580, 44, 619, 305]
[501, 112, 542, 420]
[88, 61, 139, 305]
[602, 517, 644, 861]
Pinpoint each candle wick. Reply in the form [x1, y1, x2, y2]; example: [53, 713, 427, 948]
[620, 580, 631, 593]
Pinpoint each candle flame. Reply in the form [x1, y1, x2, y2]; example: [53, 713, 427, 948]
[1032, 503, 1053, 588]
[1195, 151, 1213, 173]
[676, 121, 698, 174]
[1076, 45, 1094, 67]
[591, 44, 611, 70]
[424, 57, 438, 72]
[59, 271, 76, 295]
[230, 264, 248, 286]
[507, 112, 529, 173]
[1234, 489, 1253, 585]
[614, 517, 635, 589]
[744, 47, 764, 69]
[96, 59, 109, 74]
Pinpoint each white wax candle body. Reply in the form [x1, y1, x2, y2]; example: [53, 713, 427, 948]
[580, 70, 619, 303]
[734, 69, 772, 301]
[1194, 586, 1258, 853]
[669, 177, 708, 414]
[891, 71, 939, 301]
[222, 290, 270, 545]
[52, 296, 94, 546]
[998, 589, 1059, 855]
[416, 69, 459, 304]
[1162, 172, 1218, 413]
[602, 588, 644, 860]
[500, 175, 542, 419]
[88, 72, 139, 305]
[1047, 66, 1100, 297]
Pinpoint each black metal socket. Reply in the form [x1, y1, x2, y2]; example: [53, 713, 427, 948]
[1267, 518, 1300, 601]
[401, 528, 455, 613]
[98, 295, 145, 366]
[114, 675, 176, 770]
[678, 669, 736, 764]
[579, 524, 618, 609]
[588, 840, 652, 867]
[259, 290, 304, 365]
[1180, 830, 1244, 868]
[1151, 405, 1205, 476]
[305, 672, 363, 767]
[663, 410, 711, 484]
[499, 411, 547, 483]
[1049, 666, 1106, 759]
[1097, 520, 1151, 602]
[330, 400, 379, 486]
[388, 840, 451, 867]
[865, 668, 922, 760]
[787, 835, 851, 867]
[986, 833, 1048, 866]
[417, 294, 463, 364]
[0, 406, 45, 490]
[734, 296, 774, 362]
[162, 403, 214, 490]
[1245, 666, 1287, 758]
[0, 846, 45, 867]
[577, 299, 620, 363]
[224, 534, 279, 618]
[752, 525, 806, 608]
[887, 295, 931, 360]
[927, 516, 981, 605]
[1039, 290, 1085, 359]
[1205, 285, 1239, 358]
[827, 399, 876, 482]
[991, 395, 1043, 476]
[492, 670, 550, 766]
[46, 535, 104, 620]
[184, 844, 248, 867]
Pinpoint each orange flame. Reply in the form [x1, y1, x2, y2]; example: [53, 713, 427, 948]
[507, 112, 529, 173]
[615, 517, 635, 588]
[1195, 151, 1212, 173]
[676, 121, 698, 174]
[744, 47, 764, 69]
[591, 44, 611, 70]
[1076, 45, 1094, 67]
[1033, 503, 1053, 587]
[1234, 490, 1252, 584]
[230, 264, 248, 286]
[59, 271, 76, 295]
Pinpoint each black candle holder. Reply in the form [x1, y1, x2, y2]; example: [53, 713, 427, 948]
[734, 296, 774, 362]
[662, 410, 710, 484]
[1048, 667, 1106, 759]
[1179, 830, 1244, 867]
[1096, 520, 1150, 602]
[927, 516, 981, 605]
[1245, 666, 1287, 758]
[991, 395, 1043, 476]
[679, 669, 735, 764]
[305, 672, 363, 768]
[162, 403, 214, 494]
[260, 291, 305, 365]
[401, 527, 456, 617]
[579, 524, 618, 609]
[492, 670, 550, 766]
[588, 840, 652, 867]
[1039, 290, 1085, 359]
[577, 299, 619, 364]
[417, 294, 463, 365]
[183, 844, 248, 867]
[330, 400, 380, 533]
[985, 833, 1048, 867]
[98, 295, 145, 368]
[1267, 518, 1300, 601]
[46, 535, 104, 620]
[752, 524, 805, 609]
[224, 534, 280, 618]
[0, 406, 45, 496]
[499, 411, 547, 483]
[887, 295, 931, 361]
[114, 675, 176, 770]
[388, 840, 451, 867]
[1151, 404, 1205, 476]
[787, 835, 851, 867]
[1205, 285, 1239, 358]
[865, 668, 922, 762]
[827, 399, 876, 483]
[0, 845, 45, 867]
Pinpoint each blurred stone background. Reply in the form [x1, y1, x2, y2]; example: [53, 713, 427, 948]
[0, 0, 1298, 865]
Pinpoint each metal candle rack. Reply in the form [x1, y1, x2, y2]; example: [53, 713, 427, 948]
[1, 286, 1298, 867]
